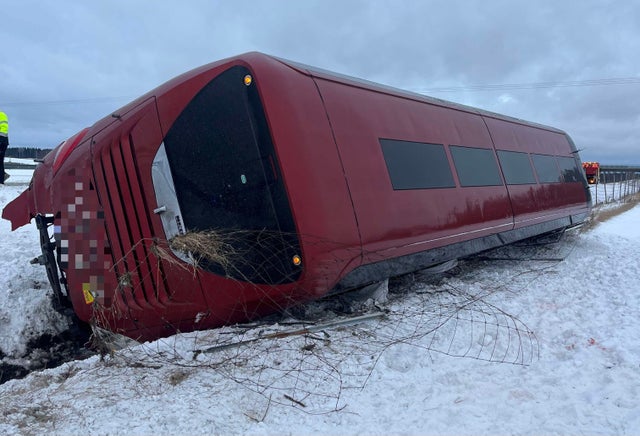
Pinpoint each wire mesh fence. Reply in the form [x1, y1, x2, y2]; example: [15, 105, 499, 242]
[590, 170, 640, 205]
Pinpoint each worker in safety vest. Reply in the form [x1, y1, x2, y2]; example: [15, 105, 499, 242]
[0, 110, 8, 184]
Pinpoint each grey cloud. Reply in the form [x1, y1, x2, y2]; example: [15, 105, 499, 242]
[1, 0, 638, 163]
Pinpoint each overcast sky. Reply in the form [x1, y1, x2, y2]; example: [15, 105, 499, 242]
[1, 0, 639, 164]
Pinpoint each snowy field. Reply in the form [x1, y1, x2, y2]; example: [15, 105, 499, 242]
[589, 179, 640, 205]
[3, 157, 38, 170]
[1, 169, 640, 435]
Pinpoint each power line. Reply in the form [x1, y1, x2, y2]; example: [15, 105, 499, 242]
[414, 77, 640, 93]
[3, 76, 640, 107]
[3, 96, 133, 107]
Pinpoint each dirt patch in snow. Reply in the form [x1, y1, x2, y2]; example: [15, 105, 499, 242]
[0, 324, 93, 384]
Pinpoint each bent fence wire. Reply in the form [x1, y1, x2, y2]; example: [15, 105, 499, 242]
[91, 230, 557, 414]
[82, 186, 608, 415]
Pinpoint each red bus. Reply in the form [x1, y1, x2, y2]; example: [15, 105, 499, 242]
[3, 52, 591, 341]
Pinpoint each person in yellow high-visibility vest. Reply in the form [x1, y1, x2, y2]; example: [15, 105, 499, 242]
[0, 110, 8, 184]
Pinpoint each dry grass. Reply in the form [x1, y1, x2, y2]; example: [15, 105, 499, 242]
[582, 192, 640, 232]
[167, 230, 238, 272]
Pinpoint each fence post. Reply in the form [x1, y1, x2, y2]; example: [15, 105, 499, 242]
[619, 176, 624, 202]
[611, 173, 615, 202]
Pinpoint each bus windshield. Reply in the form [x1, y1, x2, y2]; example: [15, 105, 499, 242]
[159, 66, 301, 284]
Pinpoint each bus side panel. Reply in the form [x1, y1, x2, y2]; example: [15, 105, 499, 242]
[484, 116, 590, 228]
[313, 78, 514, 261]
[242, 57, 364, 295]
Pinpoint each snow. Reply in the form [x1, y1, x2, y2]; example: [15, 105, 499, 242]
[2, 168, 35, 185]
[1, 172, 640, 435]
[4, 157, 39, 166]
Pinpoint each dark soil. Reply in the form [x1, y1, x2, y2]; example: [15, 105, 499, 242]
[0, 324, 94, 384]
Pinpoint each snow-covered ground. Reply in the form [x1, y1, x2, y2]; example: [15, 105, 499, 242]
[3, 157, 39, 169]
[2, 166, 37, 183]
[1, 170, 640, 435]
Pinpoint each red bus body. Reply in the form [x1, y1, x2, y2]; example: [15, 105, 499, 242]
[3, 53, 591, 341]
